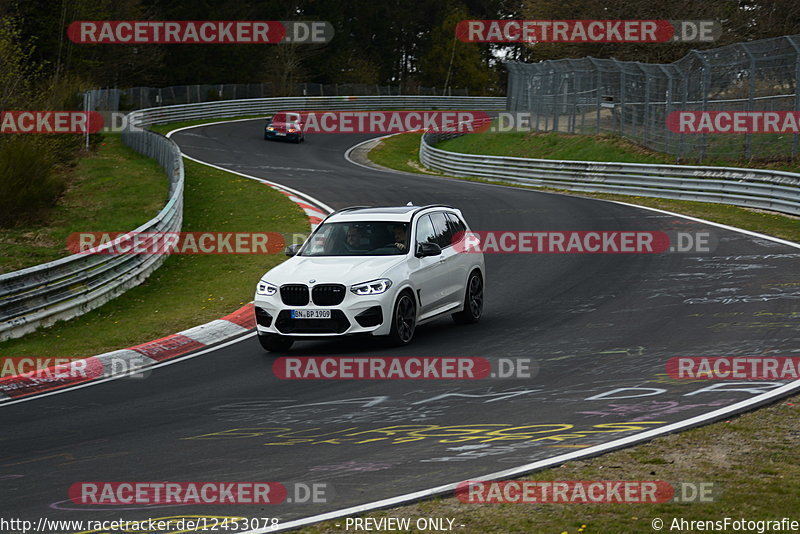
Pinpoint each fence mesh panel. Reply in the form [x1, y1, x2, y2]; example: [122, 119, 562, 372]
[506, 34, 800, 162]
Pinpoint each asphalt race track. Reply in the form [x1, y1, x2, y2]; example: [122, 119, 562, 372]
[2, 120, 800, 530]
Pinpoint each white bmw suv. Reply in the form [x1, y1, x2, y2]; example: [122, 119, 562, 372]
[254, 204, 485, 352]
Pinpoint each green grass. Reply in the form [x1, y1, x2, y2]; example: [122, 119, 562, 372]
[0, 151, 307, 361]
[365, 133, 433, 175]
[0, 134, 168, 273]
[441, 131, 673, 165]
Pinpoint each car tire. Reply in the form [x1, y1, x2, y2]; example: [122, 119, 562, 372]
[452, 271, 483, 324]
[388, 290, 416, 345]
[264, 133, 269, 140]
[258, 333, 294, 352]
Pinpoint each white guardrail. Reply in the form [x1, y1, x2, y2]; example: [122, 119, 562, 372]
[0, 96, 506, 341]
[420, 128, 800, 217]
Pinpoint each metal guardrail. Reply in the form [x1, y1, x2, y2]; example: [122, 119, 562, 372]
[420, 129, 800, 217]
[127, 95, 507, 126]
[0, 128, 184, 341]
[0, 96, 506, 341]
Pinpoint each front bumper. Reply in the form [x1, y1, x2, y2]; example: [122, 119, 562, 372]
[264, 130, 301, 141]
[254, 289, 395, 337]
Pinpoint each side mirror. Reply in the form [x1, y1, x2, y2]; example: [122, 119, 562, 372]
[416, 242, 442, 257]
[285, 243, 302, 257]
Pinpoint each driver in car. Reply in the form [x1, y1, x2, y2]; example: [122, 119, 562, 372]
[391, 224, 407, 251]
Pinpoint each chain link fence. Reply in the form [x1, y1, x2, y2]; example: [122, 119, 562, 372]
[87, 82, 494, 113]
[507, 34, 800, 162]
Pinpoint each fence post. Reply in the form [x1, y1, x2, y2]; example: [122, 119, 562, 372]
[743, 44, 756, 161]
[690, 51, 711, 162]
[591, 58, 601, 135]
[659, 65, 674, 156]
[678, 68, 689, 161]
[641, 63, 651, 147]
[618, 67, 625, 137]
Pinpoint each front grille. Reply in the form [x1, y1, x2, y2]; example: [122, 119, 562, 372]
[312, 284, 346, 306]
[275, 310, 350, 334]
[280, 284, 309, 306]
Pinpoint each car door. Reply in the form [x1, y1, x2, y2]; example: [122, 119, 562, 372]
[409, 214, 450, 318]
[428, 211, 465, 308]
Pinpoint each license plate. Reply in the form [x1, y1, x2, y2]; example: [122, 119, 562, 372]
[291, 309, 331, 319]
[275, 132, 286, 136]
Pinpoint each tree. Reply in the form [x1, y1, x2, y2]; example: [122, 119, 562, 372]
[419, 4, 496, 93]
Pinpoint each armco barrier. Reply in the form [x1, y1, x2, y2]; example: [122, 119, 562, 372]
[420, 129, 800, 216]
[0, 96, 506, 341]
[126, 95, 506, 126]
[0, 128, 184, 341]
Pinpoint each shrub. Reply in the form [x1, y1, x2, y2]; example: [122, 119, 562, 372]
[0, 136, 66, 226]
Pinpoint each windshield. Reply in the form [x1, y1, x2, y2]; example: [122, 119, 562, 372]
[300, 221, 409, 256]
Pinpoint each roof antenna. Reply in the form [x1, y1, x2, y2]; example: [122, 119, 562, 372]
[406, 201, 413, 206]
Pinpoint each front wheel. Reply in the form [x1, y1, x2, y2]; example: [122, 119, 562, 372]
[258, 333, 294, 352]
[452, 271, 483, 324]
[387, 291, 416, 345]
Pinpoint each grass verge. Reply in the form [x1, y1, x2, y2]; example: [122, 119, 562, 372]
[0, 137, 307, 361]
[0, 134, 168, 273]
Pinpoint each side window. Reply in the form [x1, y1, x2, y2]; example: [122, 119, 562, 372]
[445, 212, 467, 243]
[429, 212, 453, 249]
[415, 215, 436, 246]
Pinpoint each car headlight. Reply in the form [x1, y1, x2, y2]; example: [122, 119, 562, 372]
[350, 279, 392, 296]
[256, 280, 278, 296]
[266, 126, 274, 131]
